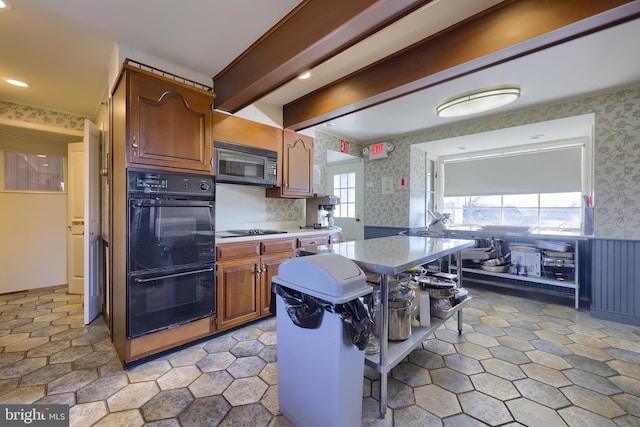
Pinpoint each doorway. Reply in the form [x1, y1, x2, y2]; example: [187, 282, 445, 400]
[327, 158, 364, 241]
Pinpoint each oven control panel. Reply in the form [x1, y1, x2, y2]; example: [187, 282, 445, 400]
[128, 170, 215, 197]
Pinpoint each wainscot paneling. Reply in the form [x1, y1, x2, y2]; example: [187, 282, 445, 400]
[591, 238, 640, 326]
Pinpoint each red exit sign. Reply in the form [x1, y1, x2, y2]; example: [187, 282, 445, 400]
[369, 142, 387, 159]
[340, 139, 350, 153]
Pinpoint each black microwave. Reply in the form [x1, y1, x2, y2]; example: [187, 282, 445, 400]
[214, 140, 278, 187]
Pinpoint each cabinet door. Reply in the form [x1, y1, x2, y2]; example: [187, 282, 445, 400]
[280, 130, 314, 197]
[260, 252, 293, 316]
[297, 234, 328, 248]
[216, 257, 260, 330]
[128, 70, 213, 173]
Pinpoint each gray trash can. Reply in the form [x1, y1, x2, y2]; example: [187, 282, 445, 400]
[273, 253, 372, 427]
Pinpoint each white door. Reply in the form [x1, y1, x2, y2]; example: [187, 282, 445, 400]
[327, 159, 364, 241]
[84, 119, 101, 324]
[67, 142, 84, 295]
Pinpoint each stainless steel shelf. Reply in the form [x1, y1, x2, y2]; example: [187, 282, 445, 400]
[461, 268, 577, 289]
[365, 296, 472, 370]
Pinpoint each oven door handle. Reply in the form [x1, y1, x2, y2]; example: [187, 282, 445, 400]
[132, 200, 213, 208]
[134, 267, 214, 283]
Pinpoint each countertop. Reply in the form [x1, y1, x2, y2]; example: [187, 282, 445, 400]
[444, 226, 591, 241]
[296, 235, 475, 275]
[214, 226, 341, 244]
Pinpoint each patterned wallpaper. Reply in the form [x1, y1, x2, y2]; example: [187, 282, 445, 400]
[319, 84, 640, 240]
[0, 100, 85, 131]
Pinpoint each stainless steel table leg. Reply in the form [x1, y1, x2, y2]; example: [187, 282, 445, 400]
[378, 274, 389, 418]
[458, 309, 463, 333]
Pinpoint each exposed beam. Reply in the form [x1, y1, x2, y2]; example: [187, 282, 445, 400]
[283, 0, 640, 131]
[213, 0, 433, 113]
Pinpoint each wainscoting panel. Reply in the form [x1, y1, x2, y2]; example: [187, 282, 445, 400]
[591, 238, 640, 326]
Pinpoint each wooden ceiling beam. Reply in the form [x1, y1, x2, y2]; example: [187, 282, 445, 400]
[213, 0, 434, 113]
[283, 0, 640, 131]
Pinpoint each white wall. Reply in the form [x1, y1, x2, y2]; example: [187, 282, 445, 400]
[0, 192, 67, 293]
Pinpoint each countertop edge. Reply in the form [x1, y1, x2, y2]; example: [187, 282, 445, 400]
[215, 227, 341, 244]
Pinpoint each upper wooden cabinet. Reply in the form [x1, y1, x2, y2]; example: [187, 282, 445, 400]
[267, 129, 314, 198]
[213, 112, 282, 153]
[112, 63, 215, 174]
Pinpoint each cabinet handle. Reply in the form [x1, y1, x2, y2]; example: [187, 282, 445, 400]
[255, 264, 263, 275]
[131, 135, 138, 156]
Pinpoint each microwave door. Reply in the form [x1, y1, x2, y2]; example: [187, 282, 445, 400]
[217, 150, 269, 185]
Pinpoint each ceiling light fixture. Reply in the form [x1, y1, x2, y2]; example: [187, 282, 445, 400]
[0, 1, 10, 9]
[4, 78, 29, 87]
[436, 87, 520, 118]
[298, 71, 311, 80]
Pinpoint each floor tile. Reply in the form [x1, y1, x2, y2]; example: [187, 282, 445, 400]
[561, 384, 626, 418]
[506, 397, 568, 426]
[458, 390, 513, 425]
[513, 378, 570, 409]
[414, 383, 461, 417]
[469, 372, 520, 401]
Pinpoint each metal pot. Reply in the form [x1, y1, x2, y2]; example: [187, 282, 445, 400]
[387, 283, 415, 341]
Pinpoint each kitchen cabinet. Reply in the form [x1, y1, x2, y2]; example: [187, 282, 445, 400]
[112, 61, 214, 174]
[216, 238, 295, 330]
[213, 111, 282, 158]
[267, 129, 314, 198]
[296, 234, 329, 248]
[109, 61, 216, 365]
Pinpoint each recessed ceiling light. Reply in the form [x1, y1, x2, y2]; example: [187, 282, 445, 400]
[437, 87, 520, 117]
[0, 1, 11, 9]
[298, 71, 311, 80]
[4, 78, 29, 88]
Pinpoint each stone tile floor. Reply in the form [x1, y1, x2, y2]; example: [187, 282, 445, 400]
[1, 285, 639, 426]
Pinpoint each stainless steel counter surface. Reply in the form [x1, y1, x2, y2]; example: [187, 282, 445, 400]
[215, 227, 341, 243]
[296, 235, 475, 275]
[444, 226, 591, 240]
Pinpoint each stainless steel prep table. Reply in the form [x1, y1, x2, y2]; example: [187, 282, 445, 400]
[296, 235, 475, 418]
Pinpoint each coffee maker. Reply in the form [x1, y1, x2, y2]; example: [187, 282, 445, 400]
[305, 195, 340, 228]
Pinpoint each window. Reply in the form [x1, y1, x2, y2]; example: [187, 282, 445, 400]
[333, 172, 355, 218]
[426, 158, 436, 214]
[4, 151, 65, 192]
[441, 140, 590, 231]
[444, 192, 582, 230]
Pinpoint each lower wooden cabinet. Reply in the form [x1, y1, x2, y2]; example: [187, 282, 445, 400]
[216, 238, 295, 331]
[260, 252, 292, 316]
[297, 234, 328, 247]
[216, 256, 261, 330]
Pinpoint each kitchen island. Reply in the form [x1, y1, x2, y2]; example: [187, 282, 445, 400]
[297, 235, 475, 418]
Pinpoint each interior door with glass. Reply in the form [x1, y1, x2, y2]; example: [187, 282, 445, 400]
[327, 159, 364, 241]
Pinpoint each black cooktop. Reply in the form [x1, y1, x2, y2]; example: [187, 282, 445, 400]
[218, 229, 288, 238]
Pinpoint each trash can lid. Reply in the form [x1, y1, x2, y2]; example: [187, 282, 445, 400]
[273, 253, 371, 304]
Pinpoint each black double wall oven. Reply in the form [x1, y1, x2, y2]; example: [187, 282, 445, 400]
[127, 169, 216, 338]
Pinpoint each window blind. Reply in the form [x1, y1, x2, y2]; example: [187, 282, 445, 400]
[443, 146, 582, 196]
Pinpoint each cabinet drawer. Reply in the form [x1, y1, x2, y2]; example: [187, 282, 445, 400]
[216, 241, 260, 261]
[297, 234, 328, 248]
[261, 238, 296, 255]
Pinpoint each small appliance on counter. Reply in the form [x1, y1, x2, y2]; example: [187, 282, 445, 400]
[305, 195, 340, 229]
